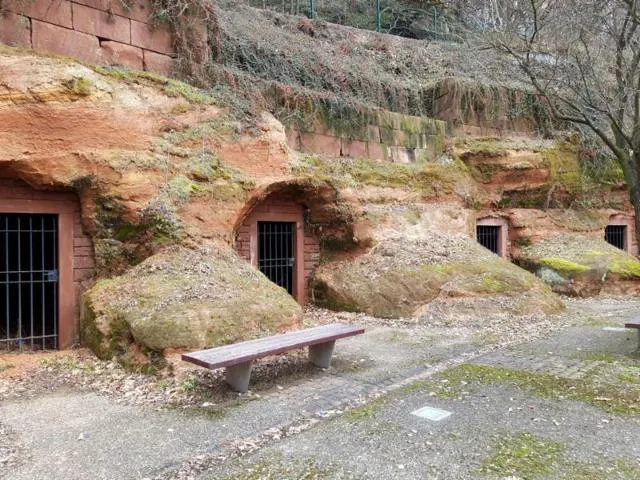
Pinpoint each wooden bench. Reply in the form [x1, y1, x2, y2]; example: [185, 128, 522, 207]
[181, 323, 365, 393]
[624, 321, 640, 350]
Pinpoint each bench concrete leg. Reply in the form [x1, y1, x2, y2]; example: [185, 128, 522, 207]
[225, 361, 252, 393]
[309, 341, 336, 368]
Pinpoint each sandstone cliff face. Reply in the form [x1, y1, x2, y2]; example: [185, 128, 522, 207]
[3, 46, 637, 365]
[0, 49, 305, 360]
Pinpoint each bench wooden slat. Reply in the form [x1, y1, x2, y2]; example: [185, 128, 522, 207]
[182, 323, 364, 370]
[625, 322, 640, 328]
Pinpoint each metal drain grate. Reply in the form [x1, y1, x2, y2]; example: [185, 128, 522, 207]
[411, 406, 452, 421]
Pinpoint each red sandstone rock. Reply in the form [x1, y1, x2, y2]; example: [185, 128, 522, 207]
[299, 132, 342, 157]
[73, 0, 153, 23]
[142, 50, 173, 75]
[341, 139, 368, 158]
[5, 0, 73, 28]
[101, 41, 143, 70]
[131, 20, 173, 55]
[72, 3, 131, 44]
[366, 142, 386, 161]
[32, 20, 102, 64]
[0, 12, 31, 47]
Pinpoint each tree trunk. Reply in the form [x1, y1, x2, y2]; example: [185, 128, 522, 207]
[629, 152, 640, 251]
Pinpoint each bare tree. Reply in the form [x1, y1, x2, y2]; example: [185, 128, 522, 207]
[471, 0, 640, 236]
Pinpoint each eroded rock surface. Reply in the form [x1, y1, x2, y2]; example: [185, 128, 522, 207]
[82, 245, 302, 355]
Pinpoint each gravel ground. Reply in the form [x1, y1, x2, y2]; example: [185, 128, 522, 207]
[0, 298, 638, 479]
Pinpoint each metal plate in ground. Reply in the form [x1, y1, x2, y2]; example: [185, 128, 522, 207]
[602, 327, 628, 332]
[411, 406, 452, 421]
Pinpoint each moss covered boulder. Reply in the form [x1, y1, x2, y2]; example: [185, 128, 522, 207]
[312, 232, 563, 319]
[82, 245, 302, 358]
[518, 234, 640, 296]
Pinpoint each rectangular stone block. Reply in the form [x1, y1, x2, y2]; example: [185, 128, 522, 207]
[72, 3, 131, 43]
[74, 246, 94, 257]
[6, 0, 73, 28]
[32, 20, 101, 64]
[142, 49, 173, 75]
[74, 255, 95, 269]
[366, 142, 386, 161]
[366, 125, 380, 142]
[285, 127, 301, 150]
[74, 268, 94, 281]
[379, 126, 397, 146]
[341, 139, 368, 159]
[73, 0, 153, 23]
[0, 12, 31, 47]
[299, 133, 341, 157]
[388, 146, 415, 164]
[132, 19, 173, 55]
[101, 41, 143, 70]
[74, 236, 93, 246]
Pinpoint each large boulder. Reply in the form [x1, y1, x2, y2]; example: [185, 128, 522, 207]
[312, 231, 564, 319]
[518, 234, 640, 296]
[82, 245, 302, 357]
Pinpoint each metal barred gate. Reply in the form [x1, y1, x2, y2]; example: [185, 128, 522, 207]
[258, 221, 295, 295]
[476, 225, 500, 255]
[0, 214, 59, 351]
[605, 225, 626, 250]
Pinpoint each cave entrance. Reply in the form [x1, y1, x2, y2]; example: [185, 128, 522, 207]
[475, 216, 509, 258]
[1, 214, 59, 351]
[258, 221, 295, 295]
[605, 224, 627, 250]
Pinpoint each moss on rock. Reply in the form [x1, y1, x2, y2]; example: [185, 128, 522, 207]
[313, 233, 562, 319]
[82, 245, 302, 356]
[519, 234, 640, 295]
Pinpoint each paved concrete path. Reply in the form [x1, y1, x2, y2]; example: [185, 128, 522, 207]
[2, 299, 639, 479]
[0, 325, 481, 480]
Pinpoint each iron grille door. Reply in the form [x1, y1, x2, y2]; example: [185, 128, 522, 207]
[476, 225, 501, 255]
[258, 222, 295, 295]
[605, 225, 626, 250]
[0, 214, 58, 351]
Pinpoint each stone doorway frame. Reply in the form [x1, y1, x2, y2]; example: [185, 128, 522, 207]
[0, 199, 75, 349]
[475, 216, 509, 258]
[606, 215, 634, 254]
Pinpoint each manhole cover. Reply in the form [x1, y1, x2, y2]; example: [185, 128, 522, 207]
[411, 406, 452, 421]
[602, 327, 628, 332]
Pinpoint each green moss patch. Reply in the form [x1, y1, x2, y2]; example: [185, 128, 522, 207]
[291, 155, 471, 198]
[217, 457, 340, 480]
[83, 246, 302, 355]
[91, 66, 217, 105]
[423, 364, 640, 416]
[314, 236, 560, 319]
[607, 258, 640, 279]
[539, 258, 590, 276]
[479, 432, 565, 479]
